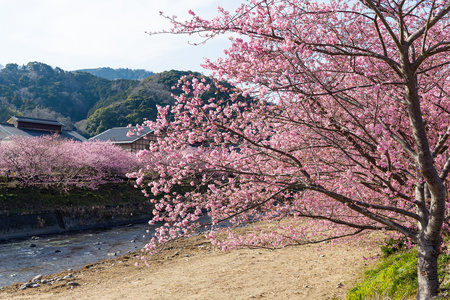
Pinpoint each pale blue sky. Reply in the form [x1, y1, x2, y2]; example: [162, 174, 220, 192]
[0, 0, 243, 72]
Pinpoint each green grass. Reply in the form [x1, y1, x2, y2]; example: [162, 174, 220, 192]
[346, 248, 450, 300]
[346, 251, 417, 300]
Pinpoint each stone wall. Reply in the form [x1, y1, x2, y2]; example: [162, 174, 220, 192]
[0, 202, 154, 241]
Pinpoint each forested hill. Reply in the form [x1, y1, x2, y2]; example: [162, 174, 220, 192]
[84, 70, 200, 136]
[0, 62, 200, 137]
[84, 70, 249, 136]
[0, 62, 138, 126]
[74, 67, 155, 81]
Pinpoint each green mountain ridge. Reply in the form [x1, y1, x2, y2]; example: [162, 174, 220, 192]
[0, 62, 195, 137]
[74, 67, 155, 81]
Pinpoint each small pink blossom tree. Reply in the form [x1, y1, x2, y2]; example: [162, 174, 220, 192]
[0, 136, 139, 190]
[133, 0, 450, 298]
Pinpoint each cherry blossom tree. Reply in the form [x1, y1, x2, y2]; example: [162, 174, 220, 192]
[0, 136, 139, 190]
[133, 0, 450, 298]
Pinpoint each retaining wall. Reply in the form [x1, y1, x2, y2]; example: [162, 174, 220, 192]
[0, 202, 154, 241]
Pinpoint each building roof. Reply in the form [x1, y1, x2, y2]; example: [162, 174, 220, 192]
[8, 115, 65, 127]
[90, 127, 153, 144]
[0, 123, 87, 142]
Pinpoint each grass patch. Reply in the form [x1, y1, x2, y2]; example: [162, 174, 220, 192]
[346, 251, 417, 300]
[346, 249, 450, 300]
[0, 182, 149, 212]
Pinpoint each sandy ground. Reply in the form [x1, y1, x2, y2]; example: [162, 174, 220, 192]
[0, 231, 382, 300]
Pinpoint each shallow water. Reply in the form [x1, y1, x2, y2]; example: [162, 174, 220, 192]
[0, 223, 154, 287]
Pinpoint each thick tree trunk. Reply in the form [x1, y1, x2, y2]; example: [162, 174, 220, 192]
[416, 235, 440, 300]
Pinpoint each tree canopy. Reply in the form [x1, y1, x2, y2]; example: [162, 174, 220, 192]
[0, 62, 138, 123]
[75, 67, 155, 81]
[131, 1, 450, 298]
[0, 64, 195, 136]
[0, 136, 139, 191]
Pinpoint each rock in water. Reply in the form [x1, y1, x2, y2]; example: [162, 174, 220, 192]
[32, 275, 43, 283]
[19, 282, 32, 290]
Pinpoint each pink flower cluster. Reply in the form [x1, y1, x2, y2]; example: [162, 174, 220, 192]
[137, 0, 450, 272]
[0, 136, 139, 190]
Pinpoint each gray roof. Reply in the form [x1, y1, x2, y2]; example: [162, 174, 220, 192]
[0, 124, 87, 142]
[90, 127, 153, 144]
[8, 115, 65, 127]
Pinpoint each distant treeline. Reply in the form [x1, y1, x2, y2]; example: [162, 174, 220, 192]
[74, 67, 155, 81]
[0, 62, 199, 137]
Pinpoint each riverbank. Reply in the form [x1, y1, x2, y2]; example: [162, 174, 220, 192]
[0, 183, 154, 240]
[0, 182, 148, 213]
[0, 202, 154, 241]
[0, 223, 152, 287]
[0, 231, 382, 300]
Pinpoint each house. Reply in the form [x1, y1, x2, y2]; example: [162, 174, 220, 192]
[0, 116, 87, 142]
[89, 126, 156, 152]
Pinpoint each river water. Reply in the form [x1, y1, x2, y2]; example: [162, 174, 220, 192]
[0, 223, 154, 287]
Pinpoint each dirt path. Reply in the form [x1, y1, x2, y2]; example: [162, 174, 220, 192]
[0, 232, 381, 300]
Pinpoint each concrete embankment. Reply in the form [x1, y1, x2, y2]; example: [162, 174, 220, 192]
[0, 202, 154, 241]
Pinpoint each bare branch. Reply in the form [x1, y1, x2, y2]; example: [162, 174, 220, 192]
[213, 187, 289, 225]
[420, 0, 437, 55]
[307, 184, 418, 240]
[432, 127, 450, 158]
[374, 15, 388, 56]
[406, 1, 450, 45]
[440, 157, 450, 181]
[379, 118, 418, 160]
[361, 0, 402, 50]
[294, 210, 384, 230]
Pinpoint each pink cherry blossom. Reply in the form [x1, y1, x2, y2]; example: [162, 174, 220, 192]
[0, 136, 139, 190]
[134, 1, 450, 298]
